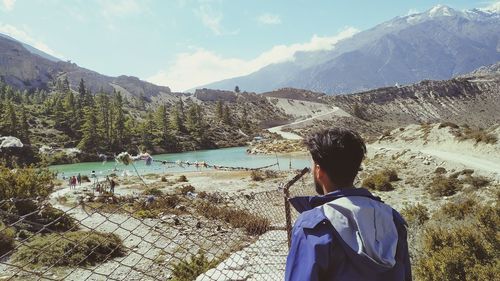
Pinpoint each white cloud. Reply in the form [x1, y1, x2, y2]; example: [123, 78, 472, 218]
[406, 8, 419, 16]
[481, 1, 500, 12]
[195, 4, 223, 35]
[147, 27, 358, 91]
[0, 23, 65, 59]
[257, 13, 281, 25]
[1, 0, 16, 11]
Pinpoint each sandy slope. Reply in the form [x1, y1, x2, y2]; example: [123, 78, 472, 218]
[268, 107, 350, 139]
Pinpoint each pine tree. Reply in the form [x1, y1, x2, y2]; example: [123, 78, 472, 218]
[215, 101, 223, 121]
[112, 92, 126, 150]
[169, 107, 182, 133]
[96, 93, 111, 149]
[140, 111, 156, 151]
[240, 107, 250, 132]
[1, 101, 18, 136]
[19, 105, 30, 144]
[222, 104, 231, 125]
[155, 104, 170, 146]
[234, 86, 240, 93]
[78, 106, 101, 153]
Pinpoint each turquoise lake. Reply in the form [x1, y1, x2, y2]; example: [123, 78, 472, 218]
[50, 147, 312, 178]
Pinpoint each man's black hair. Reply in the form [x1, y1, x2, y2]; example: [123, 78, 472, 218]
[305, 127, 366, 186]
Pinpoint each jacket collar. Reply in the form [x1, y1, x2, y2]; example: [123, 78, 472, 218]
[289, 188, 382, 213]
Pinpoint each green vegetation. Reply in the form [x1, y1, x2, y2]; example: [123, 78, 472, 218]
[0, 220, 16, 257]
[426, 175, 462, 197]
[195, 201, 270, 235]
[414, 202, 499, 281]
[0, 79, 258, 166]
[12, 231, 126, 267]
[451, 125, 498, 144]
[361, 169, 399, 191]
[171, 250, 219, 281]
[0, 164, 54, 200]
[400, 203, 429, 226]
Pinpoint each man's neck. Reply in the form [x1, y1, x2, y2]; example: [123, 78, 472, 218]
[323, 184, 355, 194]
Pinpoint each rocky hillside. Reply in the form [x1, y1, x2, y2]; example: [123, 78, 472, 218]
[271, 69, 500, 140]
[198, 5, 500, 94]
[0, 34, 173, 99]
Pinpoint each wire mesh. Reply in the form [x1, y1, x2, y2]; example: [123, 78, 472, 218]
[0, 169, 314, 281]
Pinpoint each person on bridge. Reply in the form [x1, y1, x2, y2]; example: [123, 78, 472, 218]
[285, 128, 411, 281]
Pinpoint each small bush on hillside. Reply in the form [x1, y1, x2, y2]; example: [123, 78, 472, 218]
[171, 250, 219, 281]
[36, 206, 78, 232]
[455, 127, 498, 144]
[0, 221, 16, 257]
[362, 169, 398, 191]
[179, 185, 195, 195]
[160, 176, 167, 182]
[0, 165, 54, 200]
[437, 198, 477, 220]
[177, 175, 188, 182]
[143, 188, 163, 196]
[438, 122, 459, 129]
[462, 175, 490, 189]
[250, 170, 264, 181]
[401, 203, 429, 226]
[426, 175, 462, 197]
[434, 167, 447, 174]
[12, 231, 125, 267]
[81, 175, 90, 182]
[196, 202, 270, 235]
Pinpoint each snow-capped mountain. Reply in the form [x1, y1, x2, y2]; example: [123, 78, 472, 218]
[197, 5, 500, 94]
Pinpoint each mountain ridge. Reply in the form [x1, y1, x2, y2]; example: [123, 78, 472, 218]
[196, 5, 500, 95]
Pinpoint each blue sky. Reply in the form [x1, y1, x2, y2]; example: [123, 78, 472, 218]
[0, 0, 498, 91]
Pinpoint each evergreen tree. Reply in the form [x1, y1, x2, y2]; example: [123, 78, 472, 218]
[78, 106, 101, 153]
[19, 105, 30, 144]
[240, 107, 250, 132]
[1, 101, 18, 136]
[139, 111, 156, 151]
[96, 93, 111, 149]
[234, 86, 240, 93]
[222, 104, 231, 125]
[155, 104, 170, 146]
[215, 101, 224, 121]
[169, 107, 182, 133]
[112, 92, 127, 150]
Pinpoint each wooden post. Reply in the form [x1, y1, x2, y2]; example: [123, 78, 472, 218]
[283, 167, 310, 249]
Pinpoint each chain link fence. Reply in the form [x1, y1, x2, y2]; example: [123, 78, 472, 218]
[0, 169, 313, 281]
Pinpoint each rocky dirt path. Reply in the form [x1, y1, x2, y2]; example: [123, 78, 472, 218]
[370, 144, 500, 180]
[267, 108, 345, 140]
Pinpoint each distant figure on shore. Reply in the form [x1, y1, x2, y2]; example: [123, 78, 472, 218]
[91, 170, 97, 184]
[285, 128, 411, 281]
[110, 178, 116, 194]
[77, 173, 82, 186]
[69, 176, 77, 190]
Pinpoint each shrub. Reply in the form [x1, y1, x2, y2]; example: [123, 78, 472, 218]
[177, 175, 188, 182]
[361, 169, 398, 191]
[179, 185, 195, 195]
[437, 198, 477, 220]
[415, 225, 496, 281]
[250, 170, 264, 181]
[195, 202, 270, 235]
[12, 231, 126, 267]
[401, 203, 429, 226]
[456, 127, 498, 144]
[81, 175, 90, 182]
[171, 250, 218, 281]
[0, 165, 54, 200]
[160, 176, 167, 182]
[134, 209, 158, 219]
[438, 122, 459, 129]
[434, 167, 447, 174]
[36, 205, 78, 232]
[426, 175, 462, 197]
[0, 221, 16, 257]
[462, 175, 490, 189]
[143, 188, 163, 196]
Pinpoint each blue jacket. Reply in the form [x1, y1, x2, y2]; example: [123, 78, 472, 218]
[285, 188, 411, 281]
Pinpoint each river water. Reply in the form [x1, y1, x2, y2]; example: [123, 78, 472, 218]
[50, 147, 312, 178]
